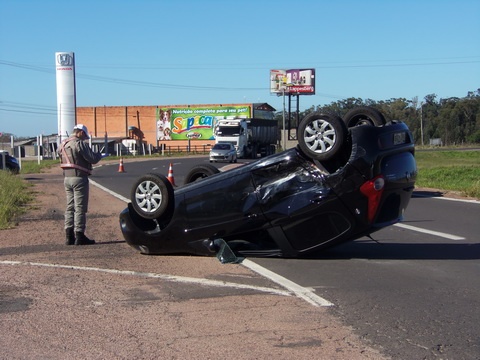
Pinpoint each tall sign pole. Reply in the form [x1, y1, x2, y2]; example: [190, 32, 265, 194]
[282, 88, 286, 151]
[270, 68, 316, 149]
[55, 52, 76, 144]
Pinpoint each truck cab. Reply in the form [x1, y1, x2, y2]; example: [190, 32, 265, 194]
[214, 117, 278, 159]
[214, 118, 249, 157]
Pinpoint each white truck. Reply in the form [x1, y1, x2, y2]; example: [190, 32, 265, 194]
[214, 117, 278, 159]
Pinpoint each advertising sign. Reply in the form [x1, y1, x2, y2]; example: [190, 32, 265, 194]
[156, 105, 251, 141]
[55, 52, 76, 143]
[270, 68, 315, 95]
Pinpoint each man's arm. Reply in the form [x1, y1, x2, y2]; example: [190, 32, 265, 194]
[78, 141, 103, 164]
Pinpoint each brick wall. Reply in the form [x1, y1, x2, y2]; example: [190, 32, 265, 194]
[76, 105, 215, 149]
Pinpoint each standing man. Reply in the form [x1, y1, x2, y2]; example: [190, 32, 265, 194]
[59, 124, 104, 245]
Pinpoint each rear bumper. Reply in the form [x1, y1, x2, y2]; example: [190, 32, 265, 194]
[375, 151, 417, 224]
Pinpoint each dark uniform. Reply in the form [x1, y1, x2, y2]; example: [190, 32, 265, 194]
[60, 125, 102, 245]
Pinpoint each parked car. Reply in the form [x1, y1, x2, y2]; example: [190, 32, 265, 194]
[120, 107, 417, 261]
[0, 150, 20, 174]
[209, 143, 238, 163]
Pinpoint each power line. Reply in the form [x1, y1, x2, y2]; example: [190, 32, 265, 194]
[1, 58, 479, 91]
[1, 57, 478, 118]
[0, 60, 268, 91]
[0, 108, 57, 115]
[3, 57, 479, 69]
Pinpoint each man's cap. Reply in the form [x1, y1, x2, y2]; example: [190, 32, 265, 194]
[74, 124, 90, 139]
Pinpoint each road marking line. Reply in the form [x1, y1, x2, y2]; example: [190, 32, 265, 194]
[394, 223, 466, 240]
[436, 197, 480, 204]
[414, 193, 480, 204]
[0, 260, 334, 307]
[242, 259, 334, 307]
[0, 260, 292, 297]
[90, 180, 129, 203]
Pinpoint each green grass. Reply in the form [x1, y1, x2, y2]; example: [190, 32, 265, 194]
[19, 159, 59, 174]
[0, 159, 58, 229]
[415, 150, 480, 198]
[0, 171, 34, 229]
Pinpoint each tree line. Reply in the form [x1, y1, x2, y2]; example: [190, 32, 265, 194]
[277, 89, 480, 146]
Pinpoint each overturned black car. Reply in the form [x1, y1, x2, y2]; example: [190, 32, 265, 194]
[120, 107, 417, 260]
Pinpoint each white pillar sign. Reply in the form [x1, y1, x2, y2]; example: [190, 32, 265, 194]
[55, 52, 76, 143]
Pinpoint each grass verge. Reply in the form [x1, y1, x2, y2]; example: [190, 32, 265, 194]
[0, 171, 34, 229]
[415, 150, 480, 199]
[0, 159, 58, 229]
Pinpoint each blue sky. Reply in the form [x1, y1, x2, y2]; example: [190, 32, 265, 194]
[1, 0, 479, 137]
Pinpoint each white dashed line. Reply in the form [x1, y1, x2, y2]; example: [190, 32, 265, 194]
[90, 180, 129, 203]
[394, 223, 466, 240]
[414, 193, 480, 205]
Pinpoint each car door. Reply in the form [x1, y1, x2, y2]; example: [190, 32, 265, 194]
[183, 170, 265, 239]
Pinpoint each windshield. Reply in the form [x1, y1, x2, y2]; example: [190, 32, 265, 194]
[213, 144, 231, 150]
[216, 126, 241, 136]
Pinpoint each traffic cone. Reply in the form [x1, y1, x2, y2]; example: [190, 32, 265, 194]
[167, 162, 176, 186]
[118, 158, 125, 173]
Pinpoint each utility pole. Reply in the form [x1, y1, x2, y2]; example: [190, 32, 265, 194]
[420, 102, 424, 146]
[282, 88, 286, 151]
[104, 105, 108, 154]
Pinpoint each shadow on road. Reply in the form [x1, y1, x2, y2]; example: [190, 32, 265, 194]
[307, 240, 480, 260]
[412, 190, 445, 198]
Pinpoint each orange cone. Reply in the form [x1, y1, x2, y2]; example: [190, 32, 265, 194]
[167, 162, 176, 186]
[118, 158, 125, 173]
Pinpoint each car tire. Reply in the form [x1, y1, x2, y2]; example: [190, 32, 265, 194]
[343, 106, 386, 127]
[298, 112, 347, 161]
[184, 164, 220, 184]
[130, 173, 174, 220]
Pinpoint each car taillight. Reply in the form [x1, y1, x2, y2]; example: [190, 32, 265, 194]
[360, 175, 385, 223]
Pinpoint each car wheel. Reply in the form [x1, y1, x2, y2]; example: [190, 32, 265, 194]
[130, 173, 174, 220]
[184, 164, 220, 184]
[343, 106, 386, 127]
[298, 112, 347, 161]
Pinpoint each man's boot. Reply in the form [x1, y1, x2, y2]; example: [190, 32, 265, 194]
[65, 228, 75, 245]
[74, 232, 95, 245]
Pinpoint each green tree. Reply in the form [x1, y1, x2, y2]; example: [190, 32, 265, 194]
[287, 90, 480, 145]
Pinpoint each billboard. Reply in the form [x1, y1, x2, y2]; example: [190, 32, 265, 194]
[156, 105, 251, 141]
[270, 69, 315, 95]
[55, 52, 76, 143]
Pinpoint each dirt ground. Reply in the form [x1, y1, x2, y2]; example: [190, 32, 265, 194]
[0, 165, 393, 359]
